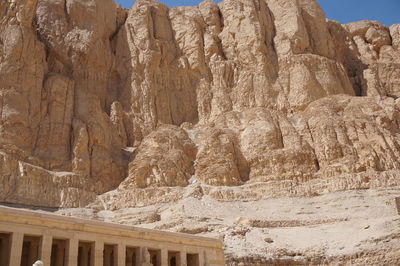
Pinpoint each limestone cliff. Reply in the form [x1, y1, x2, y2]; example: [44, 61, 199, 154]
[2, 0, 400, 264]
[1, 0, 399, 208]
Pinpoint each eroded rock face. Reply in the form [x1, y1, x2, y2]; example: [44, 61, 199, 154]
[121, 124, 196, 188]
[34, 74, 75, 171]
[2, 0, 400, 264]
[344, 20, 400, 98]
[298, 95, 400, 179]
[0, 0, 127, 207]
[0, 0, 47, 152]
[196, 109, 318, 184]
[0, 0, 399, 210]
[195, 126, 245, 186]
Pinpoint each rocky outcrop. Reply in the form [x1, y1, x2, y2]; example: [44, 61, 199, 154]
[0, 0, 127, 206]
[121, 124, 196, 188]
[298, 96, 400, 179]
[195, 109, 318, 185]
[195, 126, 245, 186]
[2, 0, 400, 264]
[344, 20, 400, 98]
[0, 0, 399, 212]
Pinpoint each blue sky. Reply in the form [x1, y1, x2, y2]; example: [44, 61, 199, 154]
[115, 0, 399, 26]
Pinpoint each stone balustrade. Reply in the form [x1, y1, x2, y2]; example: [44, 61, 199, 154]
[0, 206, 225, 266]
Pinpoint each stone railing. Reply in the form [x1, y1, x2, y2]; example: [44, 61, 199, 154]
[0, 206, 225, 266]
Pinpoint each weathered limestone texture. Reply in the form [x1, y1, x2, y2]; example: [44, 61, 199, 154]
[121, 124, 197, 188]
[0, 0, 399, 205]
[0, 0, 400, 263]
[0, 0, 128, 206]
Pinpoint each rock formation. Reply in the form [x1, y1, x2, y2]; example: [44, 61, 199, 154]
[0, 0, 400, 264]
[121, 124, 197, 188]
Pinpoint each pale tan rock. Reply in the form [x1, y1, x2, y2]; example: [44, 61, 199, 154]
[369, 64, 400, 98]
[297, 0, 336, 58]
[169, 6, 206, 72]
[234, 217, 254, 227]
[346, 20, 391, 52]
[121, 124, 197, 188]
[345, 20, 376, 38]
[0, 150, 96, 208]
[342, 20, 400, 98]
[297, 95, 400, 179]
[390, 24, 400, 49]
[22, 0, 399, 262]
[345, 21, 391, 65]
[110, 101, 128, 146]
[34, 74, 74, 171]
[0, 0, 126, 206]
[265, 0, 310, 57]
[195, 127, 244, 186]
[114, 0, 200, 143]
[72, 119, 90, 177]
[36, 0, 127, 191]
[379, 24, 400, 64]
[214, 0, 278, 114]
[1, 0, 400, 238]
[199, 0, 221, 36]
[277, 54, 355, 111]
[365, 26, 391, 52]
[0, 0, 47, 151]
[207, 108, 318, 183]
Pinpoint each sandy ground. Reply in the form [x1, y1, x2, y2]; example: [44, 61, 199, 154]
[55, 186, 400, 264]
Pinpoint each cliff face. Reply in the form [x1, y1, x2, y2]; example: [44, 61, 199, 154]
[2, 0, 400, 263]
[0, 0, 125, 206]
[1, 0, 399, 208]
